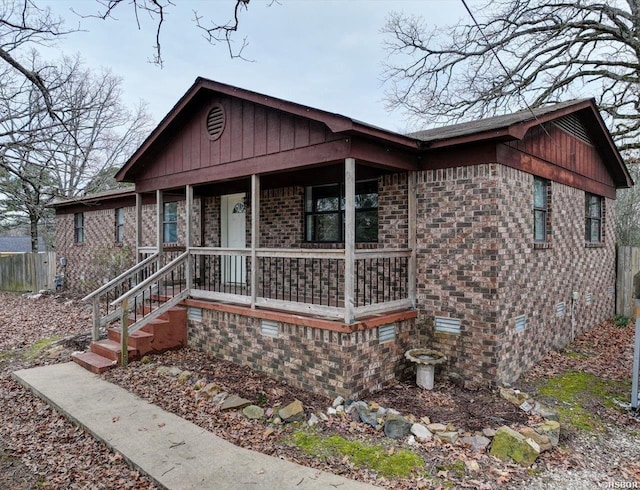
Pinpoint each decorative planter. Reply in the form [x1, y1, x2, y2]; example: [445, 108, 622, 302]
[405, 348, 447, 390]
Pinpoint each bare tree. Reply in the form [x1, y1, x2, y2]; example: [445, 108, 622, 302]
[0, 54, 152, 251]
[382, 0, 640, 152]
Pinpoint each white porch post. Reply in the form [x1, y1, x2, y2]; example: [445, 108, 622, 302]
[135, 192, 143, 263]
[408, 171, 417, 308]
[185, 184, 193, 290]
[344, 158, 355, 324]
[156, 190, 163, 265]
[251, 174, 260, 308]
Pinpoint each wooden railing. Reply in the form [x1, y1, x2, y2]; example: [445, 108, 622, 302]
[109, 252, 189, 366]
[82, 253, 160, 340]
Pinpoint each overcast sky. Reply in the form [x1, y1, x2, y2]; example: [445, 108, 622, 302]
[38, 0, 475, 133]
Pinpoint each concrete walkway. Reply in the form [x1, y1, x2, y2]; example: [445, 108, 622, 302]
[13, 363, 379, 490]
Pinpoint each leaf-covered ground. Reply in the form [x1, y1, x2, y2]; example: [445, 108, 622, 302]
[1, 291, 639, 488]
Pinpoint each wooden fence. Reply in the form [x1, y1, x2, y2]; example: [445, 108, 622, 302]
[0, 252, 56, 292]
[617, 246, 640, 317]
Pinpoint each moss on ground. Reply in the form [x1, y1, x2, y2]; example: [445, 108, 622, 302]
[291, 430, 425, 478]
[538, 371, 630, 431]
[24, 337, 60, 361]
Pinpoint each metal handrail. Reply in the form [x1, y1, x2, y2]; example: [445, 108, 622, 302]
[110, 251, 189, 307]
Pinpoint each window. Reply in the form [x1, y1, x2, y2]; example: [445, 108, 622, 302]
[163, 202, 178, 243]
[585, 193, 603, 243]
[115, 208, 124, 243]
[305, 180, 378, 243]
[533, 177, 549, 242]
[74, 213, 84, 244]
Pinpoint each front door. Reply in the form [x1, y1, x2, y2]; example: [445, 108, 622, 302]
[221, 193, 247, 284]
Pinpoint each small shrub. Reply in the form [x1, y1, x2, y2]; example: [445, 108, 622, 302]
[614, 314, 630, 328]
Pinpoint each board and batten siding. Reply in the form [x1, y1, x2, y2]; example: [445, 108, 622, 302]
[135, 94, 343, 188]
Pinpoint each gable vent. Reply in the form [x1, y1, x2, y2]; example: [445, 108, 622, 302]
[553, 114, 592, 145]
[206, 104, 226, 140]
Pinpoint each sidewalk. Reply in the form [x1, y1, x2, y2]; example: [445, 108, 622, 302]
[13, 362, 379, 490]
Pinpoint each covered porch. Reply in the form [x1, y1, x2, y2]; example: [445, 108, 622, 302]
[128, 158, 417, 325]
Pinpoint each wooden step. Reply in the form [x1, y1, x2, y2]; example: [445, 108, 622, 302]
[107, 328, 154, 356]
[90, 339, 138, 362]
[71, 351, 116, 374]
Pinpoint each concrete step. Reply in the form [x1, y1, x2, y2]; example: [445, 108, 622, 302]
[71, 351, 116, 374]
[90, 339, 138, 362]
[107, 328, 154, 356]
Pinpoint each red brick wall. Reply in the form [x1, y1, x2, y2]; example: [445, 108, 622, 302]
[188, 308, 421, 398]
[414, 163, 616, 386]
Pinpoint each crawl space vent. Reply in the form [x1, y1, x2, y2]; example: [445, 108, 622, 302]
[585, 292, 593, 305]
[261, 319, 279, 337]
[187, 307, 202, 322]
[556, 302, 566, 317]
[514, 315, 526, 332]
[379, 324, 396, 343]
[206, 104, 226, 140]
[435, 317, 461, 334]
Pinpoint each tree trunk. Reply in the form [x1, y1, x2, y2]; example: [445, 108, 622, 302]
[29, 214, 39, 253]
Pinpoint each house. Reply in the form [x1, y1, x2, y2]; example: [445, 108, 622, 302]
[52, 78, 632, 398]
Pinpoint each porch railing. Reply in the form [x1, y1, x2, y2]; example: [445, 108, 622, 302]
[189, 247, 412, 320]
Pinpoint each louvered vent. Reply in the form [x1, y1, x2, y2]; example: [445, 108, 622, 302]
[206, 104, 225, 140]
[187, 307, 202, 322]
[553, 114, 592, 145]
[379, 324, 396, 343]
[261, 319, 279, 337]
[435, 317, 461, 334]
[515, 315, 526, 332]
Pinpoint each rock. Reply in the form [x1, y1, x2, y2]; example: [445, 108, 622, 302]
[369, 402, 380, 410]
[532, 401, 560, 422]
[141, 356, 152, 364]
[211, 392, 228, 404]
[272, 417, 282, 425]
[193, 379, 207, 390]
[319, 412, 329, 422]
[279, 400, 304, 422]
[482, 428, 497, 438]
[243, 405, 265, 420]
[407, 435, 416, 446]
[446, 423, 457, 432]
[221, 395, 252, 411]
[263, 428, 275, 438]
[519, 400, 534, 412]
[420, 416, 431, 425]
[307, 414, 319, 426]
[332, 396, 345, 408]
[46, 345, 65, 359]
[499, 387, 529, 407]
[335, 405, 345, 413]
[198, 383, 220, 400]
[465, 460, 480, 472]
[427, 423, 447, 433]
[354, 402, 379, 427]
[327, 407, 337, 416]
[534, 420, 560, 447]
[490, 426, 540, 466]
[387, 408, 401, 416]
[156, 366, 172, 375]
[519, 427, 552, 452]
[410, 423, 433, 443]
[436, 431, 459, 444]
[461, 435, 491, 452]
[177, 370, 193, 384]
[384, 417, 412, 439]
[265, 408, 274, 418]
[168, 367, 182, 376]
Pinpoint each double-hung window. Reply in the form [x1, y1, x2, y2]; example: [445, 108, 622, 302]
[74, 213, 84, 244]
[585, 193, 603, 243]
[163, 202, 178, 244]
[305, 180, 378, 243]
[533, 177, 549, 242]
[115, 208, 124, 243]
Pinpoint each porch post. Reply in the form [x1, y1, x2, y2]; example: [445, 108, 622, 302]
[135, 192, 143, 263]
[156, 190, 163, 266]
[408, 171, 417, 308]
[185, 184, 193, 291]
[344, 157, 355, 324]
[251, 174, 260, 308]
